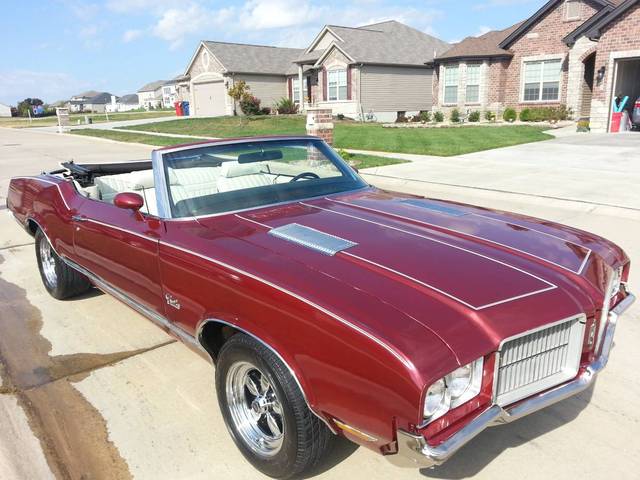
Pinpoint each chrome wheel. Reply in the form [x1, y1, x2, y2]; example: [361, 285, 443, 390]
[226, 361, 285, 458]
[39, 237, 57, 287]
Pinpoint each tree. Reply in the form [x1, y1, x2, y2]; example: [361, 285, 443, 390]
[227, 80, 250, 116]
[16, 98, 44, 117]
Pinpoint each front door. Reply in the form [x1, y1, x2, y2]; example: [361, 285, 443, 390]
[72, 198, 165, 314]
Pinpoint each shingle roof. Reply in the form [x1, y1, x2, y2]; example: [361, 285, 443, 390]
[118, 94, 139, 105]
[73, 90, 100, 99]
[88, 92, 113, 104]
[203, 41, 304, 75]
[435, 22, 523, 62]
[300, 20, 450, 66]
[138, 80, 166, 92]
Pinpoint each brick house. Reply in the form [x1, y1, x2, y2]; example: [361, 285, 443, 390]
[432, 0, 640, 132]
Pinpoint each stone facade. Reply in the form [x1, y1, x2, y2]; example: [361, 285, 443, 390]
[590, 4, 640, 131]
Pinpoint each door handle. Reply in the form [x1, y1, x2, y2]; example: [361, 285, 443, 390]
[72, 215, 88, 222]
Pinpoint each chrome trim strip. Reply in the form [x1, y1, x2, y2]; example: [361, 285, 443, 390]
[11, 175, 72, 211]
[328, 198, 592, 275]
[156, 136, 318, 155]
[342, 251, 555, 311]
[161, 187, 370, 222]
[195, 318, 337, 434]
[234, 214, 272, 229]
[82, 218, 158, 242]
[152, 150, 172, 219]
[388, 293, 635, 468]
[158, 239, 413, 369]
[301, 202, 557, 309]
[61, 255, 200, 349]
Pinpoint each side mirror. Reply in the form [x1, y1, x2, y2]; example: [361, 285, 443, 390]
[114, 192, 144, 212]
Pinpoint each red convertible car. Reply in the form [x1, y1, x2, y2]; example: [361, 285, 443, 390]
[7, 136, 635, 478]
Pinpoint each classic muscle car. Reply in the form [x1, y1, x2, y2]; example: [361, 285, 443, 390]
[7, 136, 635, 478]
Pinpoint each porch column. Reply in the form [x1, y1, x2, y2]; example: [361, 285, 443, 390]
[298, 65, 304, 110]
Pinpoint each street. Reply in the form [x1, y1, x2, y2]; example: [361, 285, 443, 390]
[1, 127, 639, 480]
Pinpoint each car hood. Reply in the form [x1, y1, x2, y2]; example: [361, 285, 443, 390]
[195, 188, 627, 372]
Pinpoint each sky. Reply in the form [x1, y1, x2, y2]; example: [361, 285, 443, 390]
[0, 0, 544, 105]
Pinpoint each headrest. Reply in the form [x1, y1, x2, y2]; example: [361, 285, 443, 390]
[220, 162, 263, 178]
[128, 169, 155, 189]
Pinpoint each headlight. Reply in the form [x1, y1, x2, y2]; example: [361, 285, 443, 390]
[423, 357, 484, 423]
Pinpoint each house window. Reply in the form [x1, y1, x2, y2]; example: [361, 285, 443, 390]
[523, 59, 562, 102]
[328, 69, 347, 101]
[466, 64, 481, 103]
[565, 0, 581, 20]
[443, 65, 459, 104]
[292, 77, 308, 104]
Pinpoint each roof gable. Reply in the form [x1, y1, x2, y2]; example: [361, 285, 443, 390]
[585, 0, 640, 38]
[499, 0, 612, 49]
[436, 22, 522, 62]
[202, 41, 303, 75]
[138, 80, 166, 92]
[302, 20, 450, 67]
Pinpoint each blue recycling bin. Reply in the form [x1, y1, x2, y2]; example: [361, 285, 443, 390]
[182, 101, 190, 116]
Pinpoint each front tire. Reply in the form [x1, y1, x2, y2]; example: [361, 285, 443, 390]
[216, 334, 333, 479]
[35, 228, 91, 299]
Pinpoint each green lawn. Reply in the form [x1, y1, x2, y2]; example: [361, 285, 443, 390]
[120, 116, 553, 156]
[70, 128, 406, 168]
[71, 129, 196, 147]
[0, 110, 176, 128]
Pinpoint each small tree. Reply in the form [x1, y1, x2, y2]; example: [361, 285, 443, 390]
[227, 80, 250, 116]
[17, 98, 44, 117]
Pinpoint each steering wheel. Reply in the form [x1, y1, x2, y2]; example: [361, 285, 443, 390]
[290, 172, 320, 182]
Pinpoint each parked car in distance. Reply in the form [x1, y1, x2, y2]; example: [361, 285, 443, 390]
[7, 136, 635, 478]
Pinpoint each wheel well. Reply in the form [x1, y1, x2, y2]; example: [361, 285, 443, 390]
[26, 219, 39, 236]
[198, 321, 241, 363]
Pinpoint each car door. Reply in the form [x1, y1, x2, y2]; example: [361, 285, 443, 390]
[72, 197, 165, 314]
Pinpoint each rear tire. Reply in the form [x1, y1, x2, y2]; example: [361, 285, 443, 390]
[216, 334, 333, 479]
[35, 228, 91, 299]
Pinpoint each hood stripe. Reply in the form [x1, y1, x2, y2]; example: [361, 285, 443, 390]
[328, 198, 591, 275]
[298, 201, 557, 309]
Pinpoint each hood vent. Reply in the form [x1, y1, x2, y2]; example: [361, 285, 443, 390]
[400, 199, 467, 217]
[269, 223, 357, 256]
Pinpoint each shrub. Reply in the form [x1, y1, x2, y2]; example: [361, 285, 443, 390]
[433, 111, 444, 123]
[395, 111, 408, 123]
[468, 110, 481, 122]
[484, 110, 496, 122]
[450, 109, 461, 123]
[337, 113, 345, 120]
[260, 107, 272, 115]
[519, 108, 532, 122]
[239, 95, 262, 115]
[503, 108, 517, 122]
[419, 110, 431, 122]
[275, 97, 298, 115]
[410, 114, 423, 123]
[337, 148, 355, 161]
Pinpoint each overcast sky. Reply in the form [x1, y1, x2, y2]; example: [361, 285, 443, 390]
[0, 0, 542, 105]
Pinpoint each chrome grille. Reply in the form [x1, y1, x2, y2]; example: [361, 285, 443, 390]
[495, 315, 585, 406]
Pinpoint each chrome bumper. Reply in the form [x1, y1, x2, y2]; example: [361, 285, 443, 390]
[389, 292, 636, 468]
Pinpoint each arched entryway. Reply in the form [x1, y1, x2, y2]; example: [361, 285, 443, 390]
[580, 52, 596, 119]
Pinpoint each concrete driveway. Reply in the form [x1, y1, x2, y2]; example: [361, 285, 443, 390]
[1, 127, 639, 480]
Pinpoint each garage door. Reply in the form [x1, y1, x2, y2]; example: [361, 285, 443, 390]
[193, 80, 227, 117]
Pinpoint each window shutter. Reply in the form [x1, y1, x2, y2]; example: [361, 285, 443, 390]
[347, 66, 352, 100]
[288, 78, 292, 99]
[322, 67, 327, 101]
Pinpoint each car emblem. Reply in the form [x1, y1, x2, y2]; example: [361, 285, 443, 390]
[165, 293, 181, 310]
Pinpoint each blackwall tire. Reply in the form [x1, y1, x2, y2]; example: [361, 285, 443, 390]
[216, 333, 333, 479]
[35, 228, 91, 300]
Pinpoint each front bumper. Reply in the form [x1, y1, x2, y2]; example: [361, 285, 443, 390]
[389, 291, 636, 468]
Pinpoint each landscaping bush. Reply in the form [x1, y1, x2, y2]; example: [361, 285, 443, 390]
[468, 110, 481, 122]
[450, 109, 461, 123]
[275, 97, 298, 115]
[419, 110, 432, 123]
[503, 108, 517, 122]
[518, 105, 571, 123]
[260, 107, 272, 115]
[433, 111, 444, 123]
[410, 114, 423, 123]
[239, 95, 262, 115]
[337, 113, 345, 120]
[395, 111, 408, 123]
[576, 120, 590, 132]
[484, 110, 496, 122]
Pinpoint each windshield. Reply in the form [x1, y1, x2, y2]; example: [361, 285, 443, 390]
[161, 138, 366, 218]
